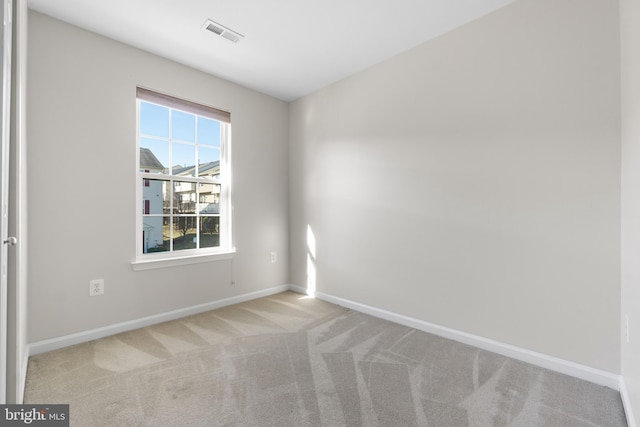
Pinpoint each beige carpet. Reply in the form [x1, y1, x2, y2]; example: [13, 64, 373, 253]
[24, 291, 627, 426]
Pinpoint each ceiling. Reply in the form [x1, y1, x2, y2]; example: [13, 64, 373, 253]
[27, 0, 517, 101]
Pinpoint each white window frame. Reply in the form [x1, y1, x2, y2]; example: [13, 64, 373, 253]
[132, 88, 234, 270]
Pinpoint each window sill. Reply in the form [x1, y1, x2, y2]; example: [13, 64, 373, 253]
[131, 249, 235, 271]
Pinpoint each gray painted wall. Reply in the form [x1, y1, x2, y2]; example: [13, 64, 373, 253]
[289, 0, 621, 372]
[26, 0, 626, 386]
[621, 0, 640, 419]
[27, 11, 289, 342]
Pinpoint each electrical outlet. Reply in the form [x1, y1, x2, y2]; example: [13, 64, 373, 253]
[626, 315, 630, 344]
[270, 252, 277, 263]
[89, 279, 104, 296]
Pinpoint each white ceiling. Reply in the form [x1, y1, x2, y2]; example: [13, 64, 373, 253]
[27, 0, 517, 101]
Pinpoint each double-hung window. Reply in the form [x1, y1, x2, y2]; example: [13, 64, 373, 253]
[136, 88, 232, 263]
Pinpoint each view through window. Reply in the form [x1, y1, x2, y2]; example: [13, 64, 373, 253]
[137, 88, 231, 256]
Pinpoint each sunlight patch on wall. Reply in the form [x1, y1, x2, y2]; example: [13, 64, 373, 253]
[307, 224, 317, 297]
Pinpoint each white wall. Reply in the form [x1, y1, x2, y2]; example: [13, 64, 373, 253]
[621, 0, 640, 420]
[27, 11, 289, 342]
[290, 0, 621, 372]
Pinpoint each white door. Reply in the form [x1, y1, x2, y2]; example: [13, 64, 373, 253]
[0, 0, 12, 404]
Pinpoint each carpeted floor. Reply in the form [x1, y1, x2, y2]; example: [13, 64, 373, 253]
[24, 291, 627, 426]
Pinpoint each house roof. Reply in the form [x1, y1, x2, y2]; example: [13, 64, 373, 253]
[140, 148, 164, 170]
[172, 161, 220, 177]
[198, 161, 220, 176]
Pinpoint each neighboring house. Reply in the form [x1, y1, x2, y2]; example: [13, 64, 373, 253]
[140, 148, 165, 252]
[172, 161, 221, 216]
[142, 148, 222, 252]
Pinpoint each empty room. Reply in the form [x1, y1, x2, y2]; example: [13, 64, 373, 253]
[0, 0, 639, 425]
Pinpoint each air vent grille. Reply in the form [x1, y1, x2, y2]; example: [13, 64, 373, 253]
[206, 23, 224, 35]
[221, 31, 241, 43]
[202, 19, 244, 43]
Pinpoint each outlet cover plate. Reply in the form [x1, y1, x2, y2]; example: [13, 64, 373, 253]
[90, 279, 104, 296]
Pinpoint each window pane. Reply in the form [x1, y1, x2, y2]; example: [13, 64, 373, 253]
[162, 181, 171, 214]
[140, 102, 169, 138]
[140, 139, 168, 173]
[142, 216, 170, 253]
[200, 216, 220, 248]
[142, 179, 169, 215]
[172, 110, 196, 142]
[173, 181, 196, 214]
[173, 216, 197, 251]
[197, 183, 220, 214]
[137, 89, 231, 257]
[198, 117, 220, 147]
[197, 146, 220, 178]
[172, 143, 196, 176]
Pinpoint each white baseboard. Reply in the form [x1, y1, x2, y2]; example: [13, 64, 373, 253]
[28, 283, 625, 395]
[621, 377, 638, 427]
[288, 284, 311, 296]
[288, 284, 621, 390]
[29, 285, 290, 356]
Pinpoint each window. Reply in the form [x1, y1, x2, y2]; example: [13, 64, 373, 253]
[136, 88, 232, 262]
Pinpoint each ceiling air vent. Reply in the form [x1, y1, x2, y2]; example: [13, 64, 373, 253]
[202, 19, 244, 43]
